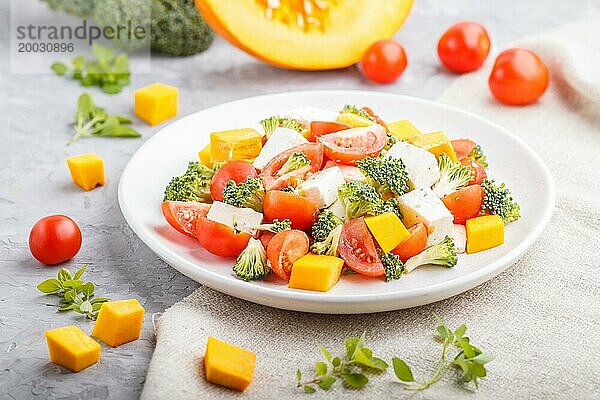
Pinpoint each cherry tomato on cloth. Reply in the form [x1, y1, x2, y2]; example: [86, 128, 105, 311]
[437, 22, 491, 73]
[460, 157, 487, 185]
[317, 125, 387, 165]
[488, 48, 549, 105]
[266, 230, 310, 280]
[338, 218, 384, 277]
[310, 121, 350, 138]
[391, 222, 428, 262]
[260, 143, 324, 191]
[29, 215, 82, 265]
[451, 139, 478, 160]
[442, 184, 485, 224]
[263, 191, 318, 231]
[195, 217, 251, 257]
[210, 161, 258, 201]
[161, 201, 210, 237]
[361, 40, 408, 84]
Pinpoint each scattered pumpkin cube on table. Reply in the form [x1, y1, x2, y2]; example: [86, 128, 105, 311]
[45, 325, 101, 372]
[67, 153, 105, 191]
[388, 120, 422, 141]
[209, 128, 262, 164]
[288, 254, 344, 292]
[134, 83, 179, 126]
[92, 299, 145, 347]
[204, 336, 256, 392]
[365, 212, 410, 253]
[409, 130, 458, 161]
[465, 215, 505, 254]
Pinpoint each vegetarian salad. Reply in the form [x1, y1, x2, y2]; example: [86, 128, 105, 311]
[161, 105, 520, 292]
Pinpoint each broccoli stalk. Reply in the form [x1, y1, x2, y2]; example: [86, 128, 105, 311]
[276, 152, 310, 176]
[380, 252, 406, 282]
[221, 177, 266, 212]
[341, 105, 376, 122]
[405, 236, 458, 273]
[481, 179, 521, 222]
[163, 161, 217, 202]
[260, 116, 305, 138]
[356, 156, 410, 197]
[432, 154, 474, 198]
[469, 144, 488, 168]
[311, 225, 343, 256]
[233, 238, 270, 281]
[252, 219, 292, 233]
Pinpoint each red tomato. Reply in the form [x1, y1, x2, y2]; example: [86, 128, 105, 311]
[195, 217, 251, 257]
[310, 121, 350, 138]
[161, 201, 210, 237]
[266, 230, 309, 280]
[361, 107, 389, 130]
[391, 222, 428, 262]
[489, 48, 549, 105]
[451, 139, 477, 160]
[460, 157, 487, 185]
[437, 22, 491, 73]
[263, 191, 318, 231]
[317, 125, 387, 165]
[260, 143, 323, 190]
[442, 184, 485, 224]
[338, 218, 384, 277]
[29, 215, 82, 265]
[259, 231, 275, 249]
[361, 40, 408, 84]
[210, 161, 258, 201]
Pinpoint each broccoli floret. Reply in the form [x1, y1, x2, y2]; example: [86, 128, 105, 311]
[469, 144, 488, 168]
[311, 211, 343, 242]
[280, 186, 296, 193]
[163, 161, 217, 202]
[384, 133, 399, 151]
[481, 179, 521, 222]
[337, 181, 385, 219]
[253, 219, 292, 233]
[233, 238, 270, 281]
[260, 116, 305, 138]
[380, 252, 406, 282]
[311, 225, 342, 256]
[377, 198, 403, 219]
[432, 154, 473, 197]
[356, 156, 410, 197]
[277, 152, 310, 176]
[93, 0, 152, 50]
[41, 0, 95, 17]
[221, 177, 265, 212]
[405, 236, 457, 273]
[341, 105, 376, 122]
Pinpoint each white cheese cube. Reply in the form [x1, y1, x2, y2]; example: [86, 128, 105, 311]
[324, 161, 366, 182]
[451, 224, 467, 254]
[396, 188, 453, 247]
[206, 201, 263, 234]
[252, 127, 308, 170]
[385, 142, 440, 189]
[297, 167, 346, 209]
[326, 199, 348, 222]
[284, 106, 339, 127]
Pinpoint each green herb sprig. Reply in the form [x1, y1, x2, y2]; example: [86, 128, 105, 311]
[70, 92, 140, 145]
[37, 265, 109, 320]
[51, 44, 130, 94]
[296, 332, 388, 393]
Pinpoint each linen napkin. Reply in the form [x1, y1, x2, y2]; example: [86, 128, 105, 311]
[141, 18, 600, 399]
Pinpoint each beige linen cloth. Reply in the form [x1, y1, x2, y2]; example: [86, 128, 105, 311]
[141, 19, 600, 399]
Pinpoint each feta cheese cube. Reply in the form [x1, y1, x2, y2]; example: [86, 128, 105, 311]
[396, 188, 453, 247]
[284, 106, 339, 127]
[385, 142, 440, 189]
[206, 201, 263, 234]
[297, 167, 346, 209]
[252, 127, 308, 170]
[324, 161, 366, 182]
[451, 224, 467, 253]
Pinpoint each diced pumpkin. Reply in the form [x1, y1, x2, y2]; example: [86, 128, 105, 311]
[134, 83, 178, 126]
[92, 299, 145, 347]
[337, 112, 375, 128]
[195, 0, 414, 70]
[45, 325, 101, 372]
[209, 128, 262, 164]
[465, 215, 505, 254]
[387, 120, 422, 141]
[364, 212, 410, 253]
[67, 153, 105, 191]
[204, 336, 256, 392]
[409, 131, 458, 161]
[198, 143, 213, 168]
[288, 254, 344, 292]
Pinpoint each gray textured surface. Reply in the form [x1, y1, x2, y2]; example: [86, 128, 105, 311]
[1, 1, 599, 399]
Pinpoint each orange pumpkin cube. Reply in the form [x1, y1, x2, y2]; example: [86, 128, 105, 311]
[92, 299, 144, 347]
[67, 153, 105, 191]
[45, 325, 101, 372]
[134, 83, 178, 126]
[204, 337, 256, 392]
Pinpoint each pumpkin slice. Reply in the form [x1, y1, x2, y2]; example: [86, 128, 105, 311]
[195, 0, 414, 70]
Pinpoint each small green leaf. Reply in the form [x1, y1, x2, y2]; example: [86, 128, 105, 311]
[303, 384, 316, 394]
[332, 357, 341, 368]
[102, 83, 122, 94]
[392, 357, 414, 382]
[315, 362, 327, 376]
[72, 55, 86, 70]
[77, 93, 94, 116]
[37, 278, 62, 293]
[340, 373, 368, 389]
[317, 375, 335, 390]
[92, 303, 104, 311]
[80, 300, 93, 313]
[345, 332, 366, 360]
[58, 304, 75, 311]
[73, 265, 88, 280]
[90, 297, 109, 304]
[296, 369, 302, 383]
[454, 324, 467, 338]
[92, 44, 115, 64]
[115, 116, 132, 124]
[57, 268, 72, 282]
[317, 342, 331, 363]
[82, 282, 95, 297]
[471, 353, 495, 365]
[51, 62, 68, 75]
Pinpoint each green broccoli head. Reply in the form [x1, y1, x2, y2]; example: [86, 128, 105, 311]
[432, 154, 474, 197]
[311, 225, 343, 257]
[221, 177, 266, 212]
[356, 156, 410, 197]
[277, 152, 310, 176]
[337, 181, 383, 219]
[340, 105, 376, 122]
[405, 236, 457, 273]
[376, 198, 403, 219]
[41, 0, 95, 17]
[163, 161, 217, 202]
[384, 133, 399, 151]
[93, 0, 152, 50]
[481, 179, 520, 222]
[233, 238, 270, 281]
[311, 210, 343, 242]
[260, 116, 305, 138]
[380, 252, 406, 282]
[469, 144, 488, 168]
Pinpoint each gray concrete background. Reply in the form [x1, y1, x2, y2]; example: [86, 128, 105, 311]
[1, 1, 599, 399]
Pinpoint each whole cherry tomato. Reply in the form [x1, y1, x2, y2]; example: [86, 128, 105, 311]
[29, 215, 82, 265]
[438, 22, 491, 73]
[210, 161, 258, 202]
[361, 40, 408, 84]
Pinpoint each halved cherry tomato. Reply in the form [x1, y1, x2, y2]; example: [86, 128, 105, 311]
[259, 231, 275, 249]
[266, 230, 309, 280]
[338, 218, 384, 277]
[210, 161, 258, 202]
[438, 22, 491, 73]
[310, 121, 350, 138]
[260, 143, 324, 190]
[29, 215, 82, 265]
[161, 201, 210, 237]
[361, 40, 408, 84]
[442, 184, 485, 224]
[263, 191, 318, 231]
[195, 217, 251, 257]
[317, 125, 387, 165]
[361, 107, 389, 130]
[391, 222, 428, 262]
[451, 139, 477, 160]
[460, 157, 487, 185]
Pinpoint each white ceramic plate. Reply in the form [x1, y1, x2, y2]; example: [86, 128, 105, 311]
[118, 90, 554, 314]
